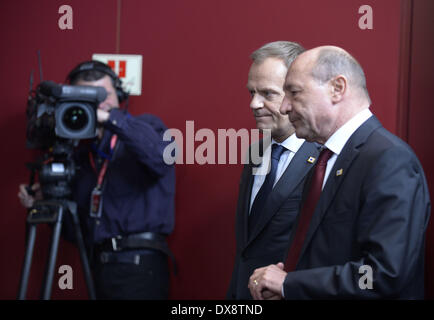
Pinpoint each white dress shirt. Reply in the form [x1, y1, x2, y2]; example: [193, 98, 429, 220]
[249, 133, 305, 213]
[322, 108, 373, 189]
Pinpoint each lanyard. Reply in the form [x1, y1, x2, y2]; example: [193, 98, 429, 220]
[88, 135, 118, 189]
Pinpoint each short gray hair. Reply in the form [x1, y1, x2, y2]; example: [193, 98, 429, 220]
[311, 48, 371, 103]
[250, 41, 305, 68]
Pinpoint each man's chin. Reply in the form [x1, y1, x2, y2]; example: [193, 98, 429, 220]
[294, 128, 308, 140]
[255, 120, 272, 130]
[256, 126, 273, 136]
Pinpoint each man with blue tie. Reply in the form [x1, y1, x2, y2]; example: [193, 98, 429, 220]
[248, 45, 431, 299]
[226, 41, 319, 299]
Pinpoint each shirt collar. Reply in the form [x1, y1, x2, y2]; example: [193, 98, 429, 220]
[272, 132, 305, 154]
[324, 108, 373, 156]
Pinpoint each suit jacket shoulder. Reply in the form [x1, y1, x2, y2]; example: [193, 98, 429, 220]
[283, 116, 431, 299]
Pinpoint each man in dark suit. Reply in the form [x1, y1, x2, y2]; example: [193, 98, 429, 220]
[226, 41, 319, 299]
[248, 45, 431, 299]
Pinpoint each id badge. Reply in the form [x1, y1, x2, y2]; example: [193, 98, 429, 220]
[90, 187, 103, 218]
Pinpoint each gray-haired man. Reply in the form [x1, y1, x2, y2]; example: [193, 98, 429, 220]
[249, 45, 430, 300]
[226, 41, 319, 299]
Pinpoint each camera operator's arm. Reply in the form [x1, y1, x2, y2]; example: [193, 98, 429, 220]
[17, 183, 43, 208]
[100, 108, 172, 177]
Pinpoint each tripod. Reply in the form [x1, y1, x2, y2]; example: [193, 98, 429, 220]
[17, 199, 96, 300]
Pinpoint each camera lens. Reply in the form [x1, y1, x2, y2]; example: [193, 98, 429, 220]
[62, 106, 88, 131]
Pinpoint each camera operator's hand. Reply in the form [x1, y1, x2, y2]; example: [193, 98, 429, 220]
[97, 108, 111, 123]
[18, 183, 42, 209]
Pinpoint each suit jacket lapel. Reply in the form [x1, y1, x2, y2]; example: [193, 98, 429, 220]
[236, 137, 265, 248]
[238, 162, 254, 247]
[246, 141, 319, 246]
[295, 116, 383, 266]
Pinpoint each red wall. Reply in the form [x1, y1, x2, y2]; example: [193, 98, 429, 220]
[0, 0, 430, 299]
[0, 0, 118, 300]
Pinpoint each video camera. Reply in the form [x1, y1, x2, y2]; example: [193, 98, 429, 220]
[18, 59, 113, 300]
[25, 81, 107, 199]
[26, 81, 107, 149]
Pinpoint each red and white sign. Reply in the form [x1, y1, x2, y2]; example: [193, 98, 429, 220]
[92, 54, 142, 95]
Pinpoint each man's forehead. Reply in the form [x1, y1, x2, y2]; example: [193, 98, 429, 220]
[248, 62, 287, 87]
[289, 56, 310, 73]
[285, 65, 302, 85]
[289, 48, 317, 72]
[285, 53, 315, 83]
[249, 57, 287, 75]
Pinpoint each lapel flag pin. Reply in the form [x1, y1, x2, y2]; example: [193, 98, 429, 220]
[307, 156, 316, 164]
[336, 169, 343, 176]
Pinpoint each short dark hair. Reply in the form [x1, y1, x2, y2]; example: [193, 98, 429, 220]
[69, 69, 116, 87]
[67, 60, 117, 88]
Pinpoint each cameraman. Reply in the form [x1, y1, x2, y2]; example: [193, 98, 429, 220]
[18, 61, 176, 299]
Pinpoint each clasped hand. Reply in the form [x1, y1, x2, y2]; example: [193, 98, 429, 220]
[248, 262, 287, 300]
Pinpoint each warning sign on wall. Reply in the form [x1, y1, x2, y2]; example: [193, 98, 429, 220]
[92, 54, 142, 96]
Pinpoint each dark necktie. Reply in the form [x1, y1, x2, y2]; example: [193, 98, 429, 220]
[284, 147, 334, 272]
[248, 144, 286, 233]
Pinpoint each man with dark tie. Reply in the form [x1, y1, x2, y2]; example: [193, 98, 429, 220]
[248, 45, 431, 299]
[226, 41, 319, 299]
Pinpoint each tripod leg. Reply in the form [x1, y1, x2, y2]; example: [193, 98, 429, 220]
[70, 209, 96, 300]
[17, 224, 37, 300]
[41, 207, 63, 300]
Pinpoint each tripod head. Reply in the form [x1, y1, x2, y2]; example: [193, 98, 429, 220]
[26, 139, 78, 201]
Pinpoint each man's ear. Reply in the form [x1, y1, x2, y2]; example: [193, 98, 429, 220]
[329, 75, 347, 103]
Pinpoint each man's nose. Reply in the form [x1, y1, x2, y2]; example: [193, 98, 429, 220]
[250, 94, 263, 110]
[280, 96, 291, 115]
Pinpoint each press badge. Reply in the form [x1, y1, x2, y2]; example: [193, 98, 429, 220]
[90, 187, 103, 218]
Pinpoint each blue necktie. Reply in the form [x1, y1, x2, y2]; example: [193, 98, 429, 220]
[248, 144, 286, 233]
